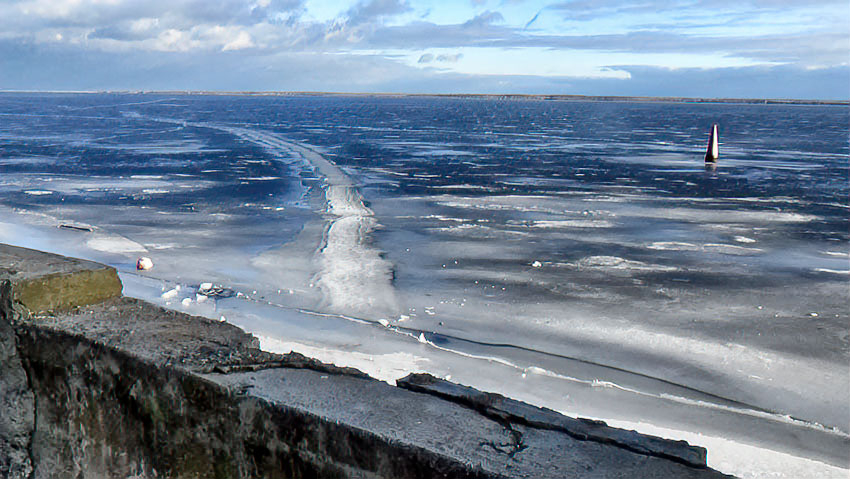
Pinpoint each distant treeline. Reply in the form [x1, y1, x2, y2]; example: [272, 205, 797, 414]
[12, 90, 849, 105]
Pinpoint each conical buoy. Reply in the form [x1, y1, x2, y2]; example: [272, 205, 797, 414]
[704, 124, 719, 163]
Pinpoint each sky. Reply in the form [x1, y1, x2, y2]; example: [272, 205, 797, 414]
[0, 0, 848, 99]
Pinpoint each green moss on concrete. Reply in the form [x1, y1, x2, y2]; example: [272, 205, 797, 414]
[14, 267, 122, 315]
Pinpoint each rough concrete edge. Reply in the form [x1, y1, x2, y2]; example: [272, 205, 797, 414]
[397, 372, 710, 469]
[206, 351, 373, 380]
[19, 302, 374, 382]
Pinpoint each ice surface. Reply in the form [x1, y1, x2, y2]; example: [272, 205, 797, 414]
[199, 124, 398, 317]
[86, 234, 148, 254]
[1, 94, 848, 478]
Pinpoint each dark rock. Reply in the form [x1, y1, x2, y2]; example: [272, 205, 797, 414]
[58, 224, 93, 232]
[196, 284, 236, 298]
[0, 280, 34, 479]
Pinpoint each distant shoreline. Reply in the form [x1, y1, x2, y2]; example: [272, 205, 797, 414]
[1, 89, 847, 106]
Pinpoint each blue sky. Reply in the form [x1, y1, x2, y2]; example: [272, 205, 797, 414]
[1, 0, 847, 99]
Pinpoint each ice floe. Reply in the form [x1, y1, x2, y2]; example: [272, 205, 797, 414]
[573, 256, 677, 272]
[87, 235, 147, 254]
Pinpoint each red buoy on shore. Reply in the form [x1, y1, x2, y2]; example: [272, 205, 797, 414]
[136, 257, 153, 270]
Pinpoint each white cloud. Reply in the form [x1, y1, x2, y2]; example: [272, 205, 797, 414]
[152, 29, 197, 52]
[222, 30, 256, 51]
[130, 17, 160, 33]
[436, 53, 462, 63]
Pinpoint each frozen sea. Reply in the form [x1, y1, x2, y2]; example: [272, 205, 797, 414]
[1, 93, 848, 478]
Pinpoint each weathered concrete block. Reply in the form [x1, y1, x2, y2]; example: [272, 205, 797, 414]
[0, 244, 122, 315]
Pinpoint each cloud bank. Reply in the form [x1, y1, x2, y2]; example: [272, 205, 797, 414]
[0, 0, 847, 98]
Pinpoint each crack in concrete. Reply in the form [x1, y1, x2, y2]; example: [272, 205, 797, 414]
[480, 425, 528, 460]
[397, 373, 709, 469]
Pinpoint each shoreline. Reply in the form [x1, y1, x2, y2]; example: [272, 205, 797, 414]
[1, 89, 847, 106]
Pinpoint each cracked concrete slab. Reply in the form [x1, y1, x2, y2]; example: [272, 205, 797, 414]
[210, 367, 726, 478]
[397, 372, 708, 468]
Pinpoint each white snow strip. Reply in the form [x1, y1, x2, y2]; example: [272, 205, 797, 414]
[531, 219, 615, 228]
[646, 241, 702, 251]
[193, 123, 398, 317]
[733, 236, 757, 243]
[814, 268, 849, 275]
[573, 256, 677, 272]
[647, 241, 763, 255]
[703, 243, 764, 255]
[598, 419, 850, 479]
[86, 235, 147, 254]
[257, 335, 429, 384]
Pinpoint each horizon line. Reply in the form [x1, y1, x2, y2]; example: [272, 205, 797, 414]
[1, 89, 847, 105]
